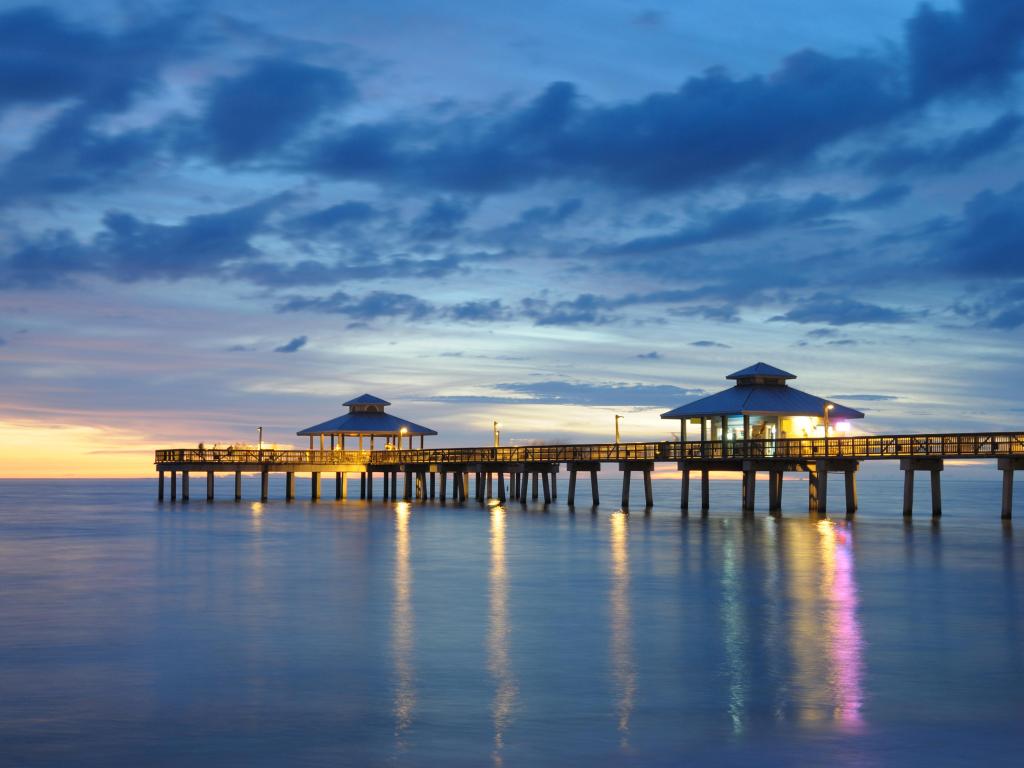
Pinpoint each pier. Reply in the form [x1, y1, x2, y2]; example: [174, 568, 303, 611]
[155, 431, 1024, 518]
[154, 364, 1024, 518]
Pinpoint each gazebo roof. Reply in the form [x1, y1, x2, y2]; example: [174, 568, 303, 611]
[343, 393, 391, 407]
[297, 411, 438, 436]
[661, 363, 865, 420]
[727, 362, 796, 381]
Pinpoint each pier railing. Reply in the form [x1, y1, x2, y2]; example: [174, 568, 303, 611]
[156, 431, 1024, 467]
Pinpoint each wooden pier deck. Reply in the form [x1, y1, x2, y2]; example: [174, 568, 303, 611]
[155, 431, 1024, 518]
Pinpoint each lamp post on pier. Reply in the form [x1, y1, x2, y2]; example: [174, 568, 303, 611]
[493, 421, 501, 448]
[823, 403, 834, 455]
[615, 414, 623, 445]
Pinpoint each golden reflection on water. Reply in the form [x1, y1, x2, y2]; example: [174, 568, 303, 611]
[392, 502, 415, 749]
[488, 506, 517, 766]
[249, 501, 263, 530]
[817, 520, 865, 730]
[721, 531, 747, 734]
[609, 512, 635, 748]
[787, 519, 865, 728]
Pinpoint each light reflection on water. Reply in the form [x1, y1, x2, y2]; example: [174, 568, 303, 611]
[0, 478, 1022, 766]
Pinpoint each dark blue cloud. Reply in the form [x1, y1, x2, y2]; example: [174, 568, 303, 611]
[691, 340, 729, 348]
[0, 195, 287, 287]
[276, 290, 433, 320]
[282, 201, 379, 236]
[409, 199, 471, 240]
[0, 7, 192, 113]
[274, 335, 307, 353]
[636, 351, 661, 359]
[240, 253, 461, 287]
[605, 185, 908, 255]
[195, 59, 355, 163]
[940, 182, 1024, 277]
[309, 50, 904, 194]
[866, 113, 1022, 175]
[769, 294, 917, 325]
[906, 0, 1024, 100]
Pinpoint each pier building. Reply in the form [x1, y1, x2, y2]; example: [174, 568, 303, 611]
[297, 394, 437, 451]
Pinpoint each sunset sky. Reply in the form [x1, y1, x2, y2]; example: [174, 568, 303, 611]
[1, 0, 1022, 476]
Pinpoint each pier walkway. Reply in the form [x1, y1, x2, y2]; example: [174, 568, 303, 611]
[156, 431, 1024, 518]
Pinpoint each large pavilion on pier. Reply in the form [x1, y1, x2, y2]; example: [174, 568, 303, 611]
[661, 362, 865, 445]
[297, 394, 437, 451]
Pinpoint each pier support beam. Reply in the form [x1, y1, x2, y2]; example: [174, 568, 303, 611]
[997, 458, 1023, 519]
[567, 462, 600, 508]
[768, 471, 783, 514]
[382, 470, 389, 500]
[808, 466, 819, 515]
[336, 472, 345, 500]
[158, 471, 165, 501]
[845, 470, 857, 515]
[430, 472, 436, 499]
[285, 472, 295, 501]
[497, 471, 506, 502]
[404, 471, 412, 501]
[619, 462, 654, 509]
[701, 470, 710, 513]
[182, 471, 190, 502]
[680, 469, 690, 512]
[260, 469, 268, 502]
[391, 471, 398, 499]
[551, 473, 558, 500]
[741, 470, 756, 514]
[171, 470, 177, 501]
[542, 472, 552, 504]
[311, 472, 320, 501]
[900, 458, 943, 517]
[360, 472, 366, 499]
[531, 472, 539, 500]
[234, 471, 242, 501]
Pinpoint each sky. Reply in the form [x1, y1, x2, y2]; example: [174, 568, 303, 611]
[0, 0, 1022, 476]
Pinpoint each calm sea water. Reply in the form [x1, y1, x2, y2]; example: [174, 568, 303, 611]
[0, 475, 1021, 767]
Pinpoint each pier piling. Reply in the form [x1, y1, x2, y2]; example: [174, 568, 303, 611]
[260, 469, 268, 502]
[900, 458, 943, 517]
[206, 471, 214, 501]
[182, 471, 190, 502]
[234, 471, 242, 501]
[158, 471, 165, 501]
[171, 470, 177, 501]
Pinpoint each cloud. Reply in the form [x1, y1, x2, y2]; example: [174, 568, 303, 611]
[830, 393, 899, 401]
[409, 198, 471, 240]
[275, 289, 433, 320]
[0, 8, 195, 205]
[690, 340, 730, 348]
[193, 58, 355, 163]
[282, 201, 379, 236]
[866, 113, 1022, 175]
[428, 380, 701, 407]
[769, 294, 917, 325]
[239, 253, 462, 287]
[274, 335, 308, 353]
[939, 182, 1024, 278]
[0, 337, 6, 347]
[519, 293, 616, 326]
[636, 351, 661, 359]
[308, 50, 905, 194]
[605, 185, 908, 255]
[906, 0, 1024, 100]
[0, 195, 288, 287]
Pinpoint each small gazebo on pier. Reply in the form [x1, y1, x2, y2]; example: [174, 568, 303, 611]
[297, 394, 437, 451]
[661, 362, 865, 447]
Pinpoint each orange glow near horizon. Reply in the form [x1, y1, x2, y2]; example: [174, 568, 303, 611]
[0, 417, 158, 478]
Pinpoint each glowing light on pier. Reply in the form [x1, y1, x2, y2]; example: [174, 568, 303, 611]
[609, 512, 635, 747]
[488, 506, 517, 766]
[392, 503, 415, 749]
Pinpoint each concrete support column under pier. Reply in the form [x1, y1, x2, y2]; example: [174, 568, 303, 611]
[260, 469, 268, 502]
[680, 469, 690, 512]
[359, 472, 366, 499]
[158, 471, 165, 501]
[567, 462, 600, 507]
[997, 458, 1023, 519]
[311, 472, 320, 501]
[205, 471, 213, 501]
[619, 461, 654, 509]
[182, 471, 190, 502]
[234, 471, 242, 501]
[170, 470, 177, 501]
[497, 471, 506, 502]
[285, 472, 295, 500]
[900, 458, 943, 517]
